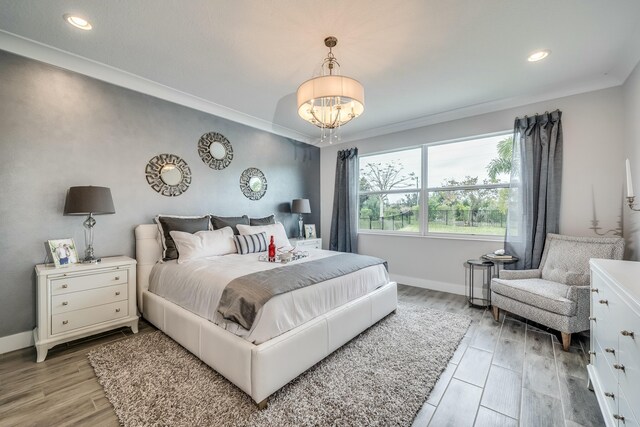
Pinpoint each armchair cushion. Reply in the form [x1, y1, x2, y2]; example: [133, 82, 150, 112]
[540, 234, 625, 286]
[492, 278, 576, 316]
[498, 269, 541, 280]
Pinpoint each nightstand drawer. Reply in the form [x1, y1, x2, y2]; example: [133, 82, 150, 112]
[51, 300, 128, 335]
[51, 270, 127, 295]
[51, 283, 127, 315]
[292, 238, 321, 249]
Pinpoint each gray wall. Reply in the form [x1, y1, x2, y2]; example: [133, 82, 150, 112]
[0, 50, 320, 338]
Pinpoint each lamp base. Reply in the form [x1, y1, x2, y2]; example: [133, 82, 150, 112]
[82, 257, 101, 264]
[298, 215, 304, 238]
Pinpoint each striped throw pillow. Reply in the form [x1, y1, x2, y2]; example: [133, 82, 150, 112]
[233, 232, 268, 255]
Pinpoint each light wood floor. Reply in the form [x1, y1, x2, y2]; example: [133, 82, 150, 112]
[0, 285, 603, 426]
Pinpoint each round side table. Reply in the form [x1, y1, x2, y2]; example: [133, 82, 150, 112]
[465, 259, 494, 308]
[481, 256, 519, 279]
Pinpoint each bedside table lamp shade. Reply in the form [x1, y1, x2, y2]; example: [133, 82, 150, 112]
[291, 198, 311, 238]
[64, 186, 115, 263]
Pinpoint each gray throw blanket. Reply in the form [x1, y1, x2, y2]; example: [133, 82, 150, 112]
[218, 253, 388, 330]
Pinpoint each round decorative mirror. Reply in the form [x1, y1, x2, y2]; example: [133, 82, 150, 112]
[145, 154, 191, 196]
[160, 164, 182, 186]
[198, 132, 233, 170]
[240, 167, 267, 200]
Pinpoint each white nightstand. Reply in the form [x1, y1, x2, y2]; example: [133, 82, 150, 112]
[34, 256, 138, 362]
[290, 237, 322, 249]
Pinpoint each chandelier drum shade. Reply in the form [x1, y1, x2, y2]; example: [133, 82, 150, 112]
[297, 36, 364, 143]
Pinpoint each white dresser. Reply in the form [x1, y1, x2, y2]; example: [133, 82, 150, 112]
[290, 237, 322, 249]
[34, 256, 138, 362]
[589, 259, 640, 427]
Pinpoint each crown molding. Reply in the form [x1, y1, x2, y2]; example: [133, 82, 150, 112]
[0, 30, 313, 145]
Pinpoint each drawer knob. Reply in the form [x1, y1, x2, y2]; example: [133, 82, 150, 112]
[588, 351, 596, 356]
[591, 288, 599, 293]
[598, 299, 608, 305]
[588, 316, 596, 321]
[604, 392, 615, 399]
[62, 301, 68, 306]
[605, 348, 615, 354]
[115, 308, 121, 313]
[62, 320, 68, 325]
[115, 291, 121, 296]
[613, 363, 625, 371]
[613, 415, 625, 422]
[115, 276, 120, 281]
[62, 284, 68, 289]
[621, 330, 635, 338]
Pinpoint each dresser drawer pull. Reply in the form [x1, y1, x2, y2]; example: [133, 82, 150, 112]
[588, 351, 596, 356]
[62, 320, 68, 325]
[588, 316, 596, 321]
[598, 299, 608, 305]
[620, 330, 635, 338]
[62, 301, 69, 306]
[590, 288, 599, 293]
[115, 276, 120, 281]
[613, 414, 625, 422]
[604, 392, 615, 399]
[605, 348, 615, 354]
[613, 363, 625, 371]
[115, 308, 121, 313]
[115, 291, 121, 296]
[62, 284, 68, 289]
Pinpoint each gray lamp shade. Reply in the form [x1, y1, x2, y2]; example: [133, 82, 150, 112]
[64, 186, 115, 215]
[291, 198, 311, 214]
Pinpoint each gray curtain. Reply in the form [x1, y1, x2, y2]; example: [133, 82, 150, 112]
[330, 148, 358, 253]
[505, 110, 563, 269]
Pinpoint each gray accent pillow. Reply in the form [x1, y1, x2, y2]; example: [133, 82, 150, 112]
[157, 216, 211, 261]
[211, 215, 249, 235]
[250, 214, 276, 226]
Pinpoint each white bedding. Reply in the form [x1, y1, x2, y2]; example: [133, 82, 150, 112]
[149, 249, 390, 344]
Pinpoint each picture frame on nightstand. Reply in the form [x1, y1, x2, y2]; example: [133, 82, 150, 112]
[304, 224, 316, 239]
[47, 238, 79, 268]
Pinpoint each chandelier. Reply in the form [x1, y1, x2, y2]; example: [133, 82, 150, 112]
[296, 36, 365, 143]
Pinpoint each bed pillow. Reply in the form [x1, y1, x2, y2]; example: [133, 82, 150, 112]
[237, 222, 291, 249]
[249, 214, 276, 226]
[169, 227, 236, 263]
[233, 232, 268, 255]
[155, 215, 211, 261]
[210, 215, 249, 235]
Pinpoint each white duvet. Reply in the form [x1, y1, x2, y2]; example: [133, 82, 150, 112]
[149, 249, 389, 344]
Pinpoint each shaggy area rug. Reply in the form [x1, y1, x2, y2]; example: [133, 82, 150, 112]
[88, 302, 470, 426]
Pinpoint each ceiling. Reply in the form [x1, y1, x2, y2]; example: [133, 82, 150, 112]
[1, 1, 640, 145]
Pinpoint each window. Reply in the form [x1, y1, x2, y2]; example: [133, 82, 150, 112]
[358, 133, 512, 236]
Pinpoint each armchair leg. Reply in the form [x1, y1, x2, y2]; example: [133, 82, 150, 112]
[561, 332, 571, 352]
[491, 306, 500, 322]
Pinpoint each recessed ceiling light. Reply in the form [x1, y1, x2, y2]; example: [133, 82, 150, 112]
[63, 14, 92, 30]
[528, 49, 550, 62]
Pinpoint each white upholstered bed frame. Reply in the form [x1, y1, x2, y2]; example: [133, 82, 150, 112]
[134, 224, 398, 406]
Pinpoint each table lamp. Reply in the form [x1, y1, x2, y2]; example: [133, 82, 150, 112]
[291, 198, 311, 238]
[64, 186, 115, 263]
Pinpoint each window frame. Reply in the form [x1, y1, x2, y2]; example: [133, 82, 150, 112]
[357, 131, 511, 239]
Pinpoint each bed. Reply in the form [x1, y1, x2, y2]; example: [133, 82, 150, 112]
[134, 224, 398, 407]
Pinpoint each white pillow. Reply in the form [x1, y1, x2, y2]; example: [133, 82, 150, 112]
[237, 222, 291, 249]
[169, 227, 236, 263]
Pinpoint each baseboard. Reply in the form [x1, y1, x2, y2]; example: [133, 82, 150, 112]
[0, 330, 34, 355]
[390, 273, 465, 296]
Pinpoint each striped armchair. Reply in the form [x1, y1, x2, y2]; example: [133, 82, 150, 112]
[491, 233, 624, 351]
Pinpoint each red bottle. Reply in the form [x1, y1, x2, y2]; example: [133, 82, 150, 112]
[268, 235, 276, 262]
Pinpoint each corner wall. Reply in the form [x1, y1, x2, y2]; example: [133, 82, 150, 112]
[321, 87, 626, 293]
[623, 60, 640, 260]
[0, 50, 321, 342]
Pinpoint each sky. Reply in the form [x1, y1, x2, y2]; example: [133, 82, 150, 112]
[359, 133, 510, 190]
